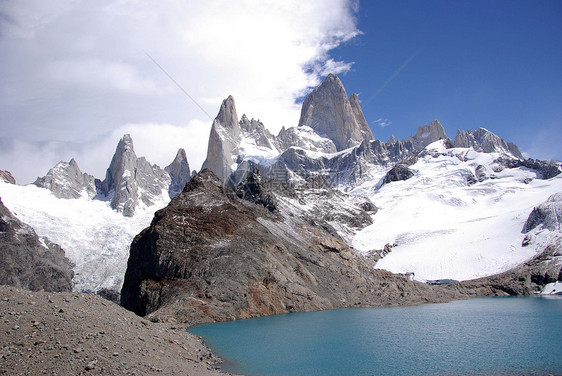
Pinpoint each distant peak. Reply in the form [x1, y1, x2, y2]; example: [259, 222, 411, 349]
[174, 148, 187, 162]
[216, 95, 239, 129]
[117, 134, 135, 153]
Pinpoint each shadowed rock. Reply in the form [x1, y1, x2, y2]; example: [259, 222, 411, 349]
[165, 148, 191, 199]
[0, 198, 73, 292]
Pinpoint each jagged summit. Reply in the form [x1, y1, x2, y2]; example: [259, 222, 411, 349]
[410, 119, 448, 150]
[33, 158, 97, 199]
[165, 148, 191, 199]
[201, 96, 241, 182]
[100, 134, 170, 217]
[298, 73, 374, 151]
[454, 127, 524, 159]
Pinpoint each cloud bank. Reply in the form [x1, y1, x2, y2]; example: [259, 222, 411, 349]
[0, 0, 359, 183]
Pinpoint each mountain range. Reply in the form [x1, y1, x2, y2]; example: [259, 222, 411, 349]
[1, 74, 561, 320]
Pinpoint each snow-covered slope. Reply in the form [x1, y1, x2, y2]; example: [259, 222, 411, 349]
[0, 181, 168, 292]
[352, 140, 562, 281]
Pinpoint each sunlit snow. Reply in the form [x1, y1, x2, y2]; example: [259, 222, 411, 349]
[0, 181, 168, 292]
[352, 141, 562, 281]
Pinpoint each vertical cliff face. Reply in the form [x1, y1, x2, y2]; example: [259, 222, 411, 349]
[298, 74, 374, 151]
[201, 96, 241, 183]
[33, 159, 97, 199]
[100, 134, 170, 217]
[0, 198, 73, 292]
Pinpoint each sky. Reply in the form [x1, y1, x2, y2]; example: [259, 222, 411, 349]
[0, 0, 560, 184]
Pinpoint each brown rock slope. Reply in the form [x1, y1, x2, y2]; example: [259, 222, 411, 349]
[0, 286, 229, 376]
[121, 169, 454, 325]
[0, 198, 73, 292]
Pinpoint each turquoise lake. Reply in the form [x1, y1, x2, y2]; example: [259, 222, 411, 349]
[189, 296, 562, 376]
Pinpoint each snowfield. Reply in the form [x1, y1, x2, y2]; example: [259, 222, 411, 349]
[352, 140, 562, 281]
[0, 181, 168, 292]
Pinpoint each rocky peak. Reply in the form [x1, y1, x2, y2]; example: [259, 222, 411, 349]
[100, 134, 170, 217]
[33, 159, 97, 199]
[298, 74, 372, 151]
[0, 170, 16, 184]
[410, 119, 448, 150]
[454, 128, 524, 159]
[165, 148, 191, 199]
[201, 96, 242, 183]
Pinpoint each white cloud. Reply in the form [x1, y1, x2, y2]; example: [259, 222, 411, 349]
[0, 0, 360, 183]
[373, 118, 392, 128]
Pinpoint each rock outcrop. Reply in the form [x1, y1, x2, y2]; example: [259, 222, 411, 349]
[384, 164, 414, 183]
[298, 74, 374, 151]
[121, 169, 452, 325]
[0, 198, 73, 292]
[100, 134, 170, 217]
[454, 128, 524, 159]
[201, 96, 241, 183]
[410, 119, 448, 150]
[0, 170, 15, 184]
[165, 148, 191, 199]
[33, 159, 97, 199]
[523, 192, 562, 233]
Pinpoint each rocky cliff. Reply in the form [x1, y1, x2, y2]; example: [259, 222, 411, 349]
[0, 170, 16, 184]
[165, 148, 191, 198]
[298, 74, 374, 151]
[33, 158, 97, 199]
[454, 127, 524, 159]
[100, 134, 171, 217]
[121, 169, 452, 325]
[0, 198, 73, 292]
[201, 96, 241, 183]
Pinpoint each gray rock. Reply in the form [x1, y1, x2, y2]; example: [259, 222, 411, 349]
[495, 156, 561, 180]
[33, 159, 97, 199]
[298, 74, 373, 151]
[453, 128, 524, 159]
[0, 170, 15, 184]
[475, 164, 489, 182]
[165, 149, 191, 199]
[0, 198, 73, 292]
[522, 192, 562, 233]
[201, 96, 241, 183]
[384, 164, 414, 183]
[409, 119, 448, 150]
[100, 135, 170, 217]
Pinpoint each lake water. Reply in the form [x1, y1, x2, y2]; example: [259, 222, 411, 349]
[189, 296, 562, 376]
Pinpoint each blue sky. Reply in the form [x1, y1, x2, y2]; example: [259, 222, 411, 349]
[332, 0, 562, 160]
[0, 0, 560, 184]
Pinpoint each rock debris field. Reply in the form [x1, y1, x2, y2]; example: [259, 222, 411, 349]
[0, 286, 232, 376]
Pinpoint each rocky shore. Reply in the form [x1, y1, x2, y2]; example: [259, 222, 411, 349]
[0, 286, 231, 376]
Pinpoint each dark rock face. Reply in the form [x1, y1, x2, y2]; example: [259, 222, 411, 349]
[0, 198, 73, 292]
[522, 192, 562, 233]
[298, 74, 374, 151]
[165, 149, 191, 199]
[33, 159, 97, 199]
[495, 156, 561, 180]
[454, 128, 524, 159]
[121, 170, 451, 325]
[234, 169, 276, 212]
[0, 170, 16, 184]
[384, 164, 414, 183]
[100, 134, 170, 217]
